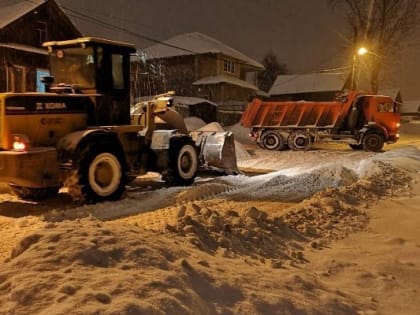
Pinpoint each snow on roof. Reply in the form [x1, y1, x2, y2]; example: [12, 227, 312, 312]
[0, 0, 44, 29]
[0, 42, 48, 55]
[172, 96, 217, 107]
[136, 95, 217, 107]
[377, 88, 401, 102]
[269, 72, 348, 96]
[193, 74, 258, 91]
[143, 32, 263, 70]
[401, 100, 420, 114]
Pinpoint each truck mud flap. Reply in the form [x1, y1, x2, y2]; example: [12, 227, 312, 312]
[190, 131, 239, 174]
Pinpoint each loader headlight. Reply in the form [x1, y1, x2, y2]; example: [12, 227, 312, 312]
[11, 134, 30, 152]
[396, 122, 400, 128]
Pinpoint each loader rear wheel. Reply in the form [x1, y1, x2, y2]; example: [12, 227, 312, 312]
[165, 143, 198, 186]
[260, 131, 287, 150]
[362, 133, 384, 152]
[10, 185, 59, 200]
[288, 131, 311, 151]
[78, 147, 126, 203]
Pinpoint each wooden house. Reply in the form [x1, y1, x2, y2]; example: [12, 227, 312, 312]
[137, 32, 264, 125]
[0, 0, 81, 92]
[269, 72, 350, 101]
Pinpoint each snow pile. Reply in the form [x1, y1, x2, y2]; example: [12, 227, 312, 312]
[0, 147, 416, 315]
[184, 116, 206, 132]
[220, 164, 358, 202]
[225, 122, 254, 145]
[0, 213, 362, 315]
[195, 121, 250, 160]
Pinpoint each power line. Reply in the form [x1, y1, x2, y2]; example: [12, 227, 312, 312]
[60, 5, 270, 71]
[27, 0, 354, 87]
[62, 6, 197, 55]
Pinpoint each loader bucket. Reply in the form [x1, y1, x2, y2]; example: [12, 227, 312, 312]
[190, 131, 239, 174]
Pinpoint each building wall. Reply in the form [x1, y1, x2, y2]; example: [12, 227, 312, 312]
[137, 53, 256, 100]
[0, 48, 48, 92]
[135, 52, 259, 124]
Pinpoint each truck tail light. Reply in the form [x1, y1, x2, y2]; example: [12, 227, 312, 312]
[11, 134, 30, 152]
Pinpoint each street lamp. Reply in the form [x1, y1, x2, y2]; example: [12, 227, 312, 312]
[351, 46, 368, 90]
[357, 47, 368, 56]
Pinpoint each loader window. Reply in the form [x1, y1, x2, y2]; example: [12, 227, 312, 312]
[112, 54, 124, 90]
[50, 47, 95, 90]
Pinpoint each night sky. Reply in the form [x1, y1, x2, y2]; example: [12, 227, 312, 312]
[57, 0, 420, 100]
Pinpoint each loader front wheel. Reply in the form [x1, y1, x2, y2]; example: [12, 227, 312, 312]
[78, 147, 126, 203]
[166, 143, 198, 186]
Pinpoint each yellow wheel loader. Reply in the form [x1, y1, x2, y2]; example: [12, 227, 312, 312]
[0, 37, 238, 203]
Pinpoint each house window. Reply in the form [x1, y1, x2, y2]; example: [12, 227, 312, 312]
[7, 65, 26, 92]
[223, 59, 235, 74]
[36, 21, 47, 44]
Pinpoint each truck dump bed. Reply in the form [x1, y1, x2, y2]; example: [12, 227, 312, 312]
[241, 98, 348, 129]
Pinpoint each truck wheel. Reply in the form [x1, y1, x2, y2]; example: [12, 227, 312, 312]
[362, 133, 384, 152]
[10, 186, 59, 200]
[166, 143, 198, 186]
[78, 147, 126, 203]
[260, 131, 286, 150]
[288, 131, 311, 151]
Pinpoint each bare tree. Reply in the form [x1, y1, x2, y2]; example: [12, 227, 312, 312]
[329, 0, 420, 92]
[257, 52, 288, 92]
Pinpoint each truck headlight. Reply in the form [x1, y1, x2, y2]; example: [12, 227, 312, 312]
[396, 122, 401, 128]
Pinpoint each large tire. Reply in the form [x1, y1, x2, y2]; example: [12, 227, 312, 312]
[362, 133, 384, 152]
[77, 147, 126, 203]
[10, 185, 59, 200]
[260, 131, 287, 151]
[288, 131, 312, 151]
[165, 143, 198, 186]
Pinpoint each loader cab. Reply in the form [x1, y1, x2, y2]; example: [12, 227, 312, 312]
[43, 37, 136, 126]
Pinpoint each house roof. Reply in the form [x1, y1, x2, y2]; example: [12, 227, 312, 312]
[0, 0, 45, 29]
[0, 42, 47, 54]
[269, 72, 348, 96]
[377, 88, 402, 102]
[172, 96, 217, 107]
[143, 32, 264, 70]
[401, 100, 420, 114]
[192, 74, 258, 91]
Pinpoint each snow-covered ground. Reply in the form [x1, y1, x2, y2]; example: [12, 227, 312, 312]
[1, 128, 420, 314]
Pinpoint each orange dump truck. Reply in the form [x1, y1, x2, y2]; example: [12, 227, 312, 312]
[240, 91, 400, 152]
